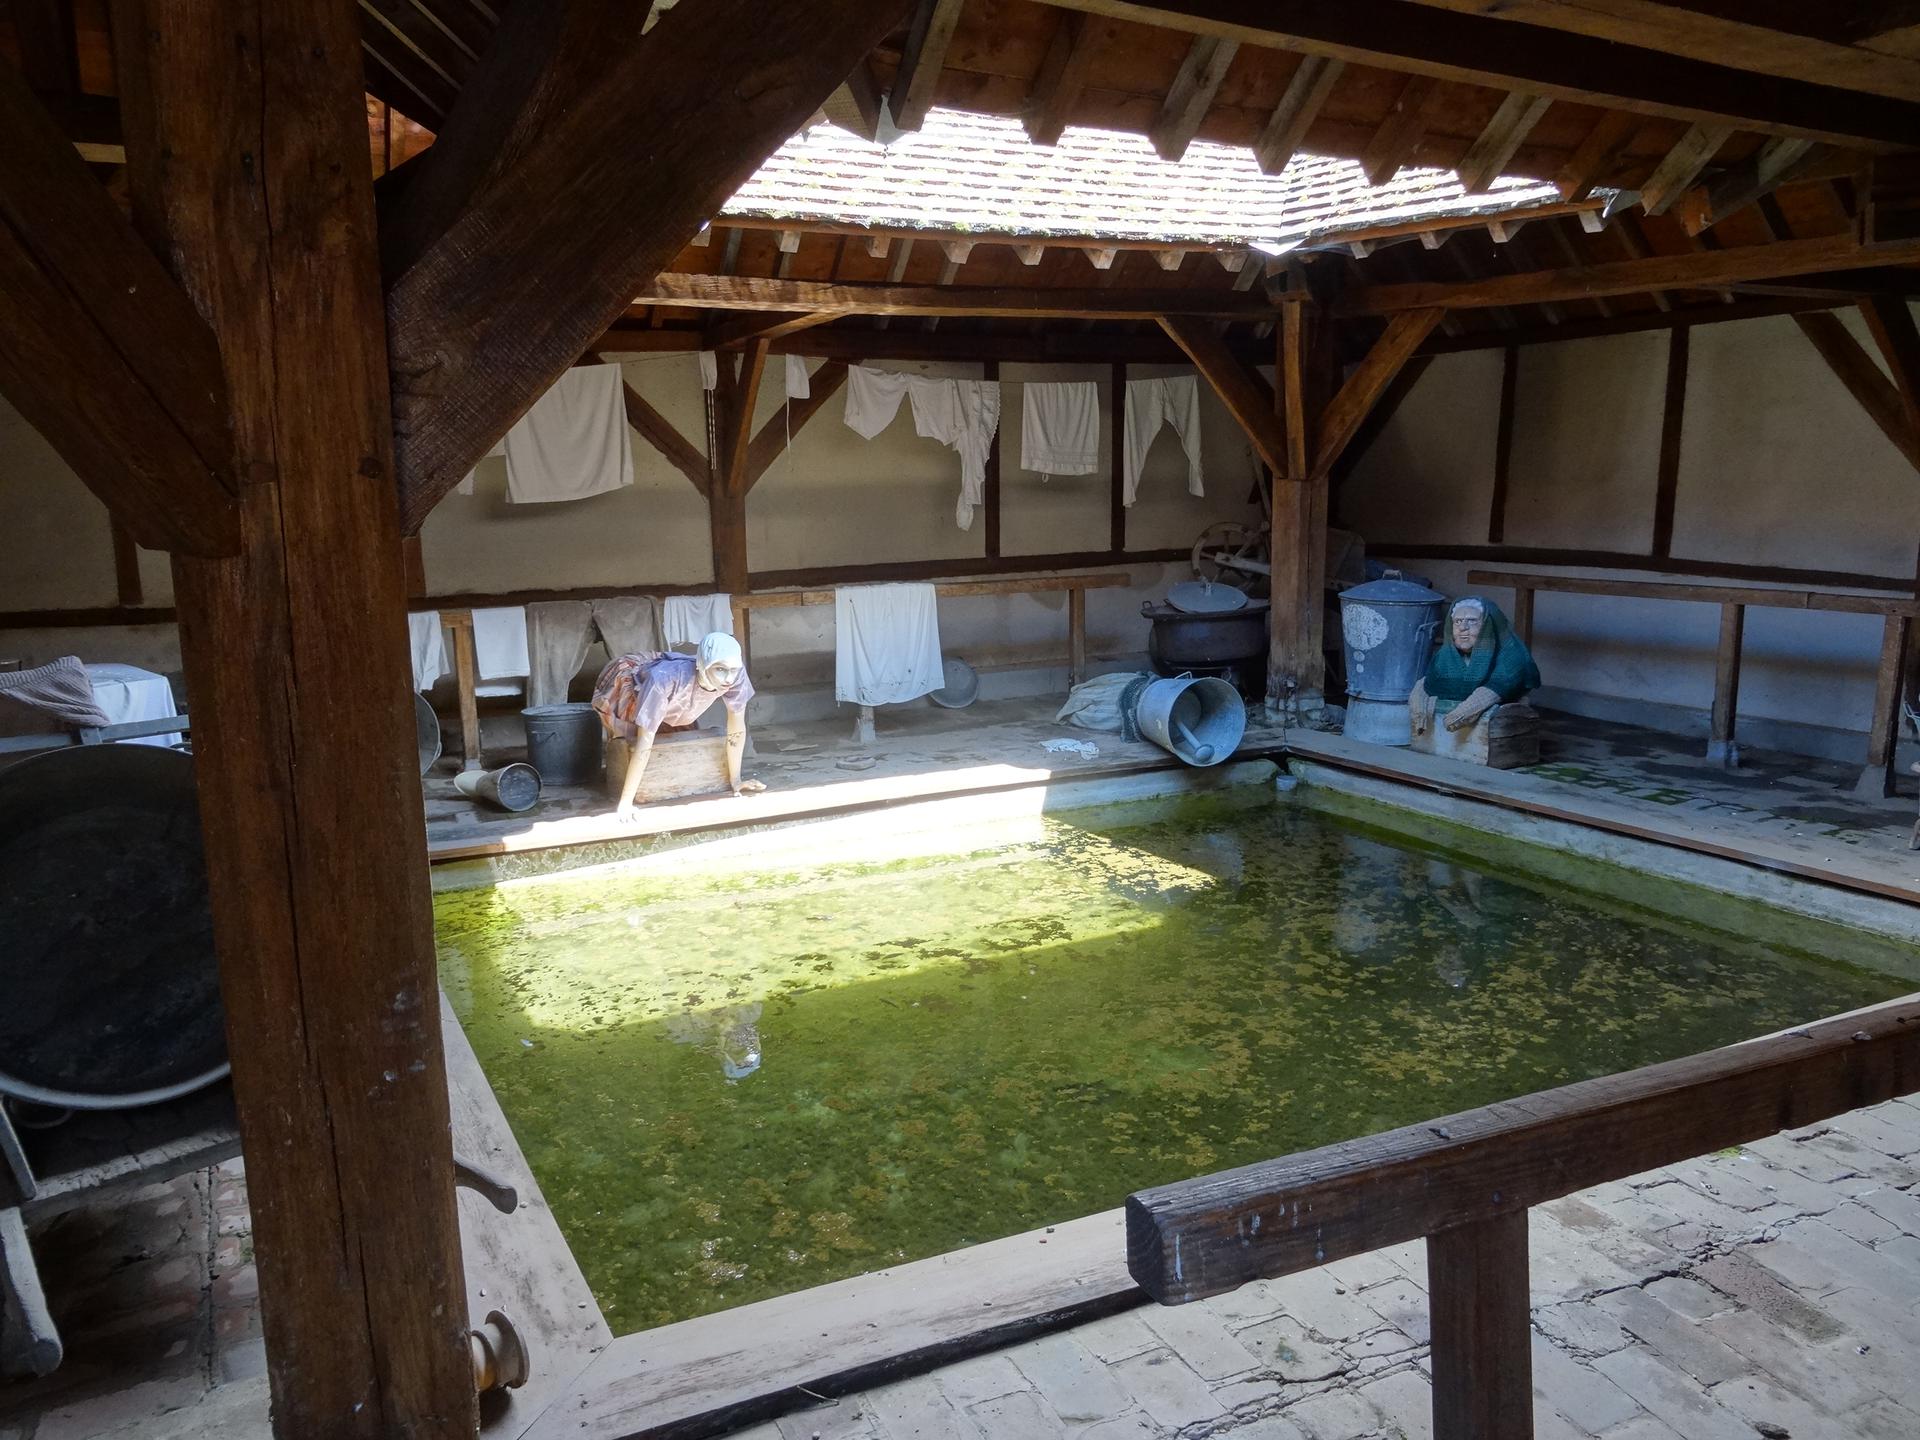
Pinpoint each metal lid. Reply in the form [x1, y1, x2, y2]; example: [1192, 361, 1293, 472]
[1340, 570, 1447, 605]
[1166, 580, 1249, 614]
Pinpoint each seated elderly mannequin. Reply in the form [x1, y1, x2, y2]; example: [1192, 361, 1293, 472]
[1409, 596, 1541, 738]
[593, 632, 763, 821]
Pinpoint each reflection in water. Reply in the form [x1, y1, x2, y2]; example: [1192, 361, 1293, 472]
[439, 796, 1907, 1334]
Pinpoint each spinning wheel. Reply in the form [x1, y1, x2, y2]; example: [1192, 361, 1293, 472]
[1190, 521, 1271, 587]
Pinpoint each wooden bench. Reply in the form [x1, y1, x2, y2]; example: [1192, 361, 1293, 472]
[1469, 568, 1920, 798]
[1125, 994, 1920, 1440]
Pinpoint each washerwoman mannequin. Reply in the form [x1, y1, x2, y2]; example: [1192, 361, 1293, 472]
[592, 632, 764, 822]
[1409, 596, 1541, 738]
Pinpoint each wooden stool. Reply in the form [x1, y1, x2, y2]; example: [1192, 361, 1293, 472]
[1411, 702, 1541, 770]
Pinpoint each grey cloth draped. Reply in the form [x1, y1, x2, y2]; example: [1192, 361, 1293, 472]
[525, 597, 664, 707]
[0, 656, 111, 730]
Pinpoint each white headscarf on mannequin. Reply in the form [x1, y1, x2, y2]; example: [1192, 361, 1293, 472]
[695, 631, 745, 691]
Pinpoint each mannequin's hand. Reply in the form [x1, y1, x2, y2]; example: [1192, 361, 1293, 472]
[1408, 680, 1432, 737]
[733, 778, 767, 796]
[615, 802, 639, 824]
[1445, 686, 1500, 732]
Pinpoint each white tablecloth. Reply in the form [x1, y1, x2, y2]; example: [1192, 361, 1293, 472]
[85, 663, 182, 748]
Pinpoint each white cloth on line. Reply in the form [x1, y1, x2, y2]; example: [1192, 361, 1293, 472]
[497, 363, 633, 504]
[699, 350, 718, 391]
[1020, 380, 1100, 476]
[843, 366, 1002, 528]
[784, 354, 811, 400]
[525, 597, 665, 708]
[1122, 375, 1205, 505]
[663, 594, 735, 648]
[85, 663, 182, 748]
[470, 606, 531, 698]
[456, 435, 507, 497]
[409, 611, 448, 692]
[834, 583, 945, 707]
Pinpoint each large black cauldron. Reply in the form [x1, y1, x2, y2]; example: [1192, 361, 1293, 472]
[1141, 599, 1269, 695]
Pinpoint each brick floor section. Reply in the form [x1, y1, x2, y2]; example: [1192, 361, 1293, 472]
[767, 1097, 1920, 1440]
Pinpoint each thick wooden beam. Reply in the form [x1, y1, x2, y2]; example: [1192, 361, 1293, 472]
[1040, 0, 1920, 149]
[1156, 313, 1287, 476]
[112, 1, 474, 1434]
[1026, 10, 1099, 146]
[640, 273, 1277, 320]
[1652, 325, 1688, 555]
[719, 341, 771, 498]
[387, 0, 912, 534]
[1372, 0, 1920, 105]
[1555, 110, 1638, 200]
[1794, 312, 1920, 469]
[1314, 310, 1447, 478]
[1639, 123, 1736, 217]
[1861, 293, 1920, 438]
[1456, 92, 1552, 194]
[704, 309, 849, 349]
[1125, 993, 1920, 1305]
[0, 61, 237, 557]
[1342, 234, 1920, 315]
[1253, 54, 1342, 176]
[583, 350, 710, 495]
[745, 360, 850, 488]
[1360, 74, 1438, 187]
[1679, 137, 1820, 235]
[891, 0, 966, 131]
[1150, 34, 1239, 162]
[1428, 1212, 1533, 1440]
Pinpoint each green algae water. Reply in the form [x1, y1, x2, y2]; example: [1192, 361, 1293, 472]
[436, 792, 1911, 1334]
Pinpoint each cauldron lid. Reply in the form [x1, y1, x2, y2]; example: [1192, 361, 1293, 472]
[1166, 580, 1248, 613]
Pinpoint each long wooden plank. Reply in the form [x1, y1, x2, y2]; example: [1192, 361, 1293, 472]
[1313, 310, 1446, 478]
[1359, 74, 1438, 187]
[1127, 992, 1920, 1304]
[1150, 33, 1239, 161]
[1157, 313, 1288, 477]
[641, 273, 1278, 320]
[1555, 111, 1639, 201]
[1651, 325, 1688, 556]
[388, 0, 913, 534]
[1038, 0, 1920, 149]
[745, 359, 850, 488]
[0, 61, 237, 557]
[1861, 293, 1920, 439]
[891, 0, 966, 131]
[1464, 567, 1920, 616]
[1486, 346, 1517, 543]
[1638, 122, 1735, 217]
[113, 0, 475, 1434]
[1794, 312, 1920, 470]
[1342, 234, 1920, 316]
[704, 309, 848, 349]
[1027, 10, 1100, 146]
[1456, 92, 1553, 194]
[1253, 54, 1342, 176]
[737, 572, 1132, 608]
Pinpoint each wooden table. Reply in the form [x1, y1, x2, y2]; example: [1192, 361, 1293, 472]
[1469, 569, 1920, 797]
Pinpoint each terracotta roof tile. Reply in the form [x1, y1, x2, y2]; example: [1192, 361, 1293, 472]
[723, 109, 1565, 247]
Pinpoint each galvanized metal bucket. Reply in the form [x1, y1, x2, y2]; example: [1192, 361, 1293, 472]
[1338, 573, 1447, 747]
[1134, 675, 1245, 767]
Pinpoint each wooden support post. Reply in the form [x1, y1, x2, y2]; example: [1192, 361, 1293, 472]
[112, 2, 474, 1434]
[1269, 298, 1322, 708]
[445, 611, 483, 771]
[1511, 586, 1536, 649]
[1652, 326, 1689, 557]
[109, 516, 143, 606]
[1858, 612, 1911, 799]
[983, 360, 1002, 559]
[1427, 1211, 1534, 1440]
[1109, 361, 1128, 552]
[1487, 345, 1518, 544]
[1708, 602, 1745, 768]
[1069, 587, 1088, 686]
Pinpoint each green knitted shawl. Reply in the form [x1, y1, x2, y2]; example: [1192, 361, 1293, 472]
[1426, 598, 1541, 705]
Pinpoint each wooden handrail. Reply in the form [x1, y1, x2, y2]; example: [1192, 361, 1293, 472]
[1126, 994, 1920, 1439]
[1465, 568, 1920, 618]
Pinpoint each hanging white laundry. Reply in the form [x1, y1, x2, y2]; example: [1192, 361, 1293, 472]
[408, 611, 448, 692]
[456, 435, 507, 497]
[1122, 375, 1205, 505]
[498, 363, 633, 504]
[698, 350, 718, 391]
[1021, 380, 1100, 476]
[843, 364, 913, 438]
[469, 606, 531, 698]
[909, 379, 1002, 529]
[784, 354, 811, 400]
[835, 583, 945, 707]
[663, 594, 735, 648]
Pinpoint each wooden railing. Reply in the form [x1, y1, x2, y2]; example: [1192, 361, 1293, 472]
[1125, 995, 1920, 1440]
[1468, 568, 1920, 798]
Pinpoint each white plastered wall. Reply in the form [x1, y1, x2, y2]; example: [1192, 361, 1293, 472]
[1341, 305, 1920, 746]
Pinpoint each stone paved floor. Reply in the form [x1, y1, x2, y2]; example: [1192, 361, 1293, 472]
[730, 1098, 1920, 1440]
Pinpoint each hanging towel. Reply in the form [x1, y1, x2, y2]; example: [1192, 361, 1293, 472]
[525, 602, 593, 708]
[1021, 380, 1099, 475]
[590, 596, 665, 660]
[784, 354, 811, 400]
[835, 583, 945, 707]
[0, 655, 111, 730]
[663, 594, 735, 648]
[469, 606, 531, 698]
[909, 379, 1002, 529]
[498, 363, 633, 504]
[844, 364, 913, 438]
[698, 351, 718, 391]
[1122, 375, 1205, 505]
[409, 611, 448, 692]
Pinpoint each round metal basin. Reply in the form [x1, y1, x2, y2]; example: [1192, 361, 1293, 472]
[0, 745, 226, 1109]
